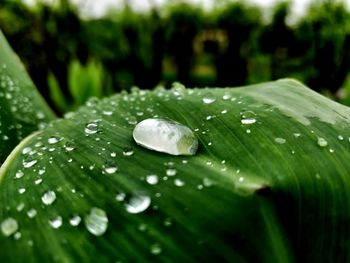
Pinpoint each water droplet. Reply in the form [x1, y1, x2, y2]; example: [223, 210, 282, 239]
[202, 94, 216, 104]
[48, 136, 59, 144]
[22, 158, 38, 168]
[329, 148, 335, 153]
[69, 215, 81, 226]
[35, 178, 43, 185]
[27, 209, 37, 218]
[146, 175, 159, 185]
[122, 147, 134, 156]
[317, 137, 328, 147]
[14, 232, 21, 240]
[103, 165, 118, 174]
[18, 188, 26, 194]
[166, 168, 177, 176]
[133, 118, 198, 155]
[85, 207, 108, 236]
[125, 193, 151, 214]
[64, 141, 76, 151]
[49, 216, 62, 229]
[115, 192, 126, 202]
[164, 218, 172, 226]
[174, 178, 185, 187]
[241, 118, 256, 125]
[41, 191, 56, 205]
[338, 135, 344, 141]
[15, 170, 24, 179]
[22, 147, 32, 155]
[1, 218, 18, 237]
[203, 178, 213, 187]
[85, 122, 99, 135]
[150, 243, 162, 255]
[274, 137, 286, 144]
[221, 109, 228, 114]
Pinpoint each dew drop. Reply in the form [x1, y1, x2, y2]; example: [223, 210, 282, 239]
[41, 191, 56, 205]
[49, 216, 62, 229]
[146, 175, 159, 185]
[275, 137, 286, 144]
[27, 209, 37, 218]
[241, 118, 256, 125]
[48, 136, 59, 144]
[69, 215, 81, 226]
[317, 137, 328, 147]
[125, 193, 151, 214]
[150, 243, 162, 255]
[85, 207, 108, 236]
[166, 168, 177, 176]
[15, 170, 24, 179]
[103, 165, 118, 174]
[115, 192, 126, 202]
[85, 123, 99, 135]
[1, 218, 18, 237]
[202, 94, 216, 104]
[174, 178, 185, 187]
[23, 158, 38, 168]
[122, 147, 134, 156]
[133, 118, 198, 155]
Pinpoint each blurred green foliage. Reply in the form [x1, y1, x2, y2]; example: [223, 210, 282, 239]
[1, 0, 350, 113]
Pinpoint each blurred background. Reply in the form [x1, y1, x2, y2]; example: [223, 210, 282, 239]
[2, 0, 350, 114]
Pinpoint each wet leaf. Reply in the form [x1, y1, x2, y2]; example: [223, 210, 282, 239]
[0, 30, 55, 163]
[1, 80, 350, 262]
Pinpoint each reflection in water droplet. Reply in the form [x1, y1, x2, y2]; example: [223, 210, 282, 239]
[41, 191, 56, 205]
[85, 207, 108, 236]
[150, 243, 162, 255]
[69, 215, 81, 226]
[85, 123, 99, 135]
[133, 118, 198, 156]
[49, 216, 62, 229]
[275, 137, 286, 144]
[146, 175, 159, 185]
[125, 193, 151, 214]
[1, 218, 18, 237]
[317, 137, 328, 147]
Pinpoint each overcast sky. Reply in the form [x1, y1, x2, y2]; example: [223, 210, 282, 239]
[23, 0, 350, 21]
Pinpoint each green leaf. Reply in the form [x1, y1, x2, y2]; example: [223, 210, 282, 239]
[0, 30, 55, 163]
[1, 79, 350, 262]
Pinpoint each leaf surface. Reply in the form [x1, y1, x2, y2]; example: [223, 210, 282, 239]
[0, 30, 55, 163]
[1, 79, 350, 262]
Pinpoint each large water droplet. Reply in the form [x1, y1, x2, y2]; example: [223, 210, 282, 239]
[317, 137, 328, 147]
[85, 123, 99, 135]
[41, 191, 56, 205]
[1, 218, 18, 237]
[125, 193, 151, 214]
[85, 207, 108, 236]
[22, 158, 37, 168]
[133, 118, 198, 156]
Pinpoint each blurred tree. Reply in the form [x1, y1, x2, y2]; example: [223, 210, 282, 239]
[216, 1, 262, 86]
[260, 1, 295, 80]
[165, 3, 203, 86]
[295, 1, 350, 93]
